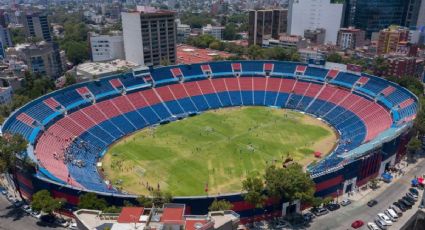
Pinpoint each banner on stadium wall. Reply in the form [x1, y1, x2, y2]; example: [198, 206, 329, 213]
[347, 64, 362, 73]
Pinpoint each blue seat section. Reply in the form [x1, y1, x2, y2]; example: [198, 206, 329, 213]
[191, 95, 210, 111]
[87, 81, 115, 96]
[203, 93, 222, 109]
[297, 96, 313, 111]
[110, 116, 136, 134]
[385, 90, 410, 106]
[177, 98, 198, 112]
[253, 91, 265, 105]
[362, 75, 388, 94]
[151, 66, 176, 82]
[5, 120, 33, 139]
[179, 63, 204, 77]
[275, 93, 290, 107]
[399, 103, 417, 120]
[138, 107, 161, 124]
[228, 91, 242, 105]
[286, 95, 302, 109]
[305, 67, 328, 79]
[332, 72, 360, 87]
[209, 62, 232, 74]
[94, 123, 120, 143]
[264, 91, 278, 106]
[150, 103, 172, 120]
[54, 90, 84, 107]
[163, 100, 185, 115]
[120, 73, 146, 88]
[216, 91, 232, 107]
[24, 102, 55, 122]
[274, 62, 298, 74]
[241, 91, 254, 105]
[123, 110, 147, 130]
[241, 61, 264, 72]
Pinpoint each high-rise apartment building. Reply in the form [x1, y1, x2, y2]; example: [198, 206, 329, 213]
[22, 13, 52, 42]
[336, 27, 365, 50]
[202, 24, 224, 40]
[403, 0, 425, 30]
[248, 9, 287, 46]
[122, 6, 176, 66]
[288, 0, 343, 44]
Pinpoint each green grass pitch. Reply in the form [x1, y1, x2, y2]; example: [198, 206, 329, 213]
[102, 107, 336, 196]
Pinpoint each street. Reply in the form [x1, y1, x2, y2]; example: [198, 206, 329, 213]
[308, 159, 425, 230]
[0, 194, 66, 230]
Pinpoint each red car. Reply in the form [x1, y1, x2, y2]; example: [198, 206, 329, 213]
[351, 220, 364, 229]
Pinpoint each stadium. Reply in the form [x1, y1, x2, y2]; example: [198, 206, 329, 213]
[1, 61, 419, 221]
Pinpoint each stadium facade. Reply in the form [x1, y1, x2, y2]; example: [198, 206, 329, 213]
[1, 61, 418, 222]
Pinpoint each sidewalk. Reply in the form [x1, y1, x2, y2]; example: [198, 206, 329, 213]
[0, 173, 22, 201]
[338, 158, 424, 204]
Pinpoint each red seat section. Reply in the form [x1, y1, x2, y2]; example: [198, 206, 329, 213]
[295, 65, 307, 74]
[264, 63, 274, 72]
[17, 113, 35, 126]
[171, 68, 183, 78]
[109, 79, 124, 89]
[327, 69, 339, 79]
[76, 87, 91, 96]
[399, 98, 414, 109]
[201, 64, 212, 74]
[380, 86, 395, 96]
[231, 63, 242, 72]
[357, 76, 369, 85]
[43, 98, 61, 110]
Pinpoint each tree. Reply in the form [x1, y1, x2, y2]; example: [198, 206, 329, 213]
[78, 193, 108, 210]
[407, 137, 421, 154]
[62, 41, 89, 65]
[371, 56, 389, 76]
[242, 174, 267, 209]
[322, 197, 334, 205]
[137, 195, 153, 207]
[326, 52, 343, 63]
[64, 74, 77, 87]
[223, 23, 240, 40]
[0, 134, 28, 173]
[264, 163, 316, 203]
[208, 198, 233, 211]
[160, 58, 172, 67]
[247, 45, 264, 60]
[31, 190, 65, 214]
[151, 190, 172, 207]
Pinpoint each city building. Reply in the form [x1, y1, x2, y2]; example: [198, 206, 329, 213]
[176, 20, 191, 43]
[287, 0, 343, 44]
[122, 6, 177, 66]
[0, 86, 12, 104]
[202, 24, 224, 40]
[304, 28, 326, 45]
[74, 59, 137, 82]
[22, 13, 52, 42]
[337, 27, 366, 50]
[89, 31, 125, 62]
[262, 34, 308, 49]
[377, 26, 410, 55]
[74, 203, 240, 230]
[8, 41, 63, 78]
[0, 26, 12, 48]
[343, 0, 418, 38]
[383, 56, 424, 77]
[176, 44, 232, 64]
[248, 9, 288, 46]
[298, 48, 327, 63]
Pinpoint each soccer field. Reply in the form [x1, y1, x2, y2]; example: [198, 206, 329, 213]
[102, 107, 337, 196]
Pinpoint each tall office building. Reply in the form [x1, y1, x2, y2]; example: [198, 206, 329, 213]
[122, 6, 176, 66]
[89, 31, 125, 62]
[248, 9, 287, 46]
[343, 0, 421, 38]
[288, 0, 343, 44]
[22, 13, 52, 42]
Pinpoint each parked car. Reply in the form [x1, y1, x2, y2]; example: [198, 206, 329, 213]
[340, 199, 351, 206]
[377, 213, 392, 225]
[374, 219, 388, 229]
[22, 205, 32, 213]
[311, 207, 329, 216]
[40, 214, 56, 224]
[399, 198, 413, 208]
[389, 205, 403, 216]
[303, 212, 315, 222]
[30, 211, 42, 219]
[68, 222, 78, 230]
[367, 222, 380, 230]
[0, 188, 7, 195]
[403, 195, 415, 204]
[351, 220, 364, 229]
[367, 200, 378, 207]
[410, 187, 419, 195]
[384, 209, 398, 222]
[394, 201, 408, 211]
[407, 192, 418, 200]
[55, 218, 69, 227]
[325, 203, 340, 211]
[13, 200, 23, 208]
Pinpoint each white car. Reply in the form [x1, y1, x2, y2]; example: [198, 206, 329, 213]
[340, 199, 351, 206]
[374, 219, 388, 229]
[68, 222, 78, 230]
[22, 205, 32, 213]
[384, 209, 398, 222]
[377, 213, 392, 225]
[367, 222, 380, 230]
[389, 205, 402, 216]
[30, 211, 42, 219]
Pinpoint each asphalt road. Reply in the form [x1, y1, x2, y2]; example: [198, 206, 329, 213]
[0, 195, 66, 230]
[308, 159, 425, 230]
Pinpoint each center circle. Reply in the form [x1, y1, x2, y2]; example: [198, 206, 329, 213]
[102, 107, 337, 196]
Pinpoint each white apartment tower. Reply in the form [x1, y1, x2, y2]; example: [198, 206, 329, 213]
[288, 0, 344, 44]
[90, 31, 125, 62]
